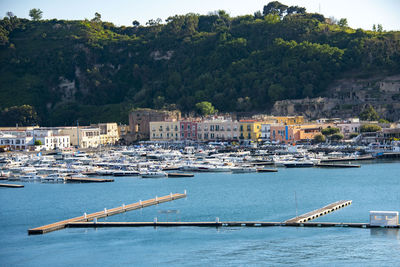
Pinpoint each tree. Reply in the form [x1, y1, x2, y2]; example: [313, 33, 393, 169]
[0, 105, 39, 126]
[360, 124, 382, 133]
[313, 134, 326, 143]
[29, 8, 43, 21]
[330, 133, 344, 141]
[372, 24, 376, 31]
[263, 1, 288, 17]
[195, 101, 217, 116]
[377, 24, 383, 32]
[378, 118, 390, 124]
[6, 11, 15, 18]
[34, 140, 42, 146]
[132, 20, 140, 27]
[91, 12, 101, 23]
[321, 127, 340, 136]
[349, 132, 359, 139]
[286, 6, 306, 15]
[338, 18, 348, 27]
[359, 104, 379, 121]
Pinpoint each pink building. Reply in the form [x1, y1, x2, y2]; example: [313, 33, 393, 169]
[180, 121, 198, 141]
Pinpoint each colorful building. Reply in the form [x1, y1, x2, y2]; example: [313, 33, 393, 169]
[273, 116, 304, 125]
[239, 120, 262, 142]
[129, 108, 181, 141]
[149, 121, 180, 141]
[198, 118, 239, 141]
[180, 120, 198, 141]
[270, 124, 323, 144]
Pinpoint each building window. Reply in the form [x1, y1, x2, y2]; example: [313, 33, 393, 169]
[247, 125, 251, 131]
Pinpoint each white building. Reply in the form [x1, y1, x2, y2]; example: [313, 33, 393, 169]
[337, 119, 361, 138]
[60, 127, 100, 148]
[92, 123, 120, 145]
[370, 211, 399, 226]
[0, 127, 70, 151]
[0, 132, 33, 150]
[261, 124, 271, 141]
[197, 118, 239, 141]
[32, 129, 70, 150]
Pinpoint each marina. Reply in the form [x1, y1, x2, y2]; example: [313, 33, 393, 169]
[1, 145, 400, 265]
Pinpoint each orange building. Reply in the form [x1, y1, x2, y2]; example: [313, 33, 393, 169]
[270, 124, 324, 144]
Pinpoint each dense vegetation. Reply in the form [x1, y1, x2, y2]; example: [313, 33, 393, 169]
[1, 2, 399, 126]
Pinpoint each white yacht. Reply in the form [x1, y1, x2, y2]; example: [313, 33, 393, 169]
[41, 173, 65, 183]
[230, 166, 257, 173]
[141, 171, 167, 178]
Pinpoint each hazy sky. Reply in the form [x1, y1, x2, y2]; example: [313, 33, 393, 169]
[1, 0, 399, 31]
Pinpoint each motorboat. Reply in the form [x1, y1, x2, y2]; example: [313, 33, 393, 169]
[230, 166, 257, 173]
[41, 173, 65, 183]
[141, 171, 167, 178]
[19, 173, 42, 182]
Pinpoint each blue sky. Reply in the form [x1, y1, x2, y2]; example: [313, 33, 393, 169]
[1, 0, 399, 31]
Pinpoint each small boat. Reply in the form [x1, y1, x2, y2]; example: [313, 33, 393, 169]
[19, 173, 42, 182]
[141, 171, 167, 178]
[0, 171, 11, 178]
[230, 166, 257, 173]
[41, 173, 65, 183]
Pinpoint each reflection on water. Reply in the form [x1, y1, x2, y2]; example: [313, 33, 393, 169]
[370, 228, 400, 239]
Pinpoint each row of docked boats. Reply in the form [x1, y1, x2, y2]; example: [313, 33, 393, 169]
[0, 144, 370, 183]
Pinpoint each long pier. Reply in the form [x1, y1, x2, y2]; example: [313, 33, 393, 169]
[67, 221, 398, 229]
[28, 192, 187, 235]
[284, 200, 352, 223]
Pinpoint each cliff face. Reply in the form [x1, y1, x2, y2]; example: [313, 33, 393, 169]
[272, 74, 400, 120]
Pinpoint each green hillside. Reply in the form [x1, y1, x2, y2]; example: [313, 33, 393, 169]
[1, 2, 399, 126]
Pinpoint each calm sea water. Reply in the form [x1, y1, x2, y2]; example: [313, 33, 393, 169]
[1, 160, 400, 266]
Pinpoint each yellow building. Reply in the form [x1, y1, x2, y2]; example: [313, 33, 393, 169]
[149, 121, 180, 141]
[91, 123, 120, 145]
[239, 120, 262, 142]
[273, 116, 304, 125]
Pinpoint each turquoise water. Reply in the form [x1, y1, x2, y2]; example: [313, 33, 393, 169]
[1, 161, 400, 266]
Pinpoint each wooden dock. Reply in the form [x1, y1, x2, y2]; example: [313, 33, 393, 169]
[65, 177, 114, 183]
[316, 163, 360, 168]
[284, 200, 352, 223]
[66, 221, 398, 229]
[0, 183, 24, 188]
[28, 192, 187, 235]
